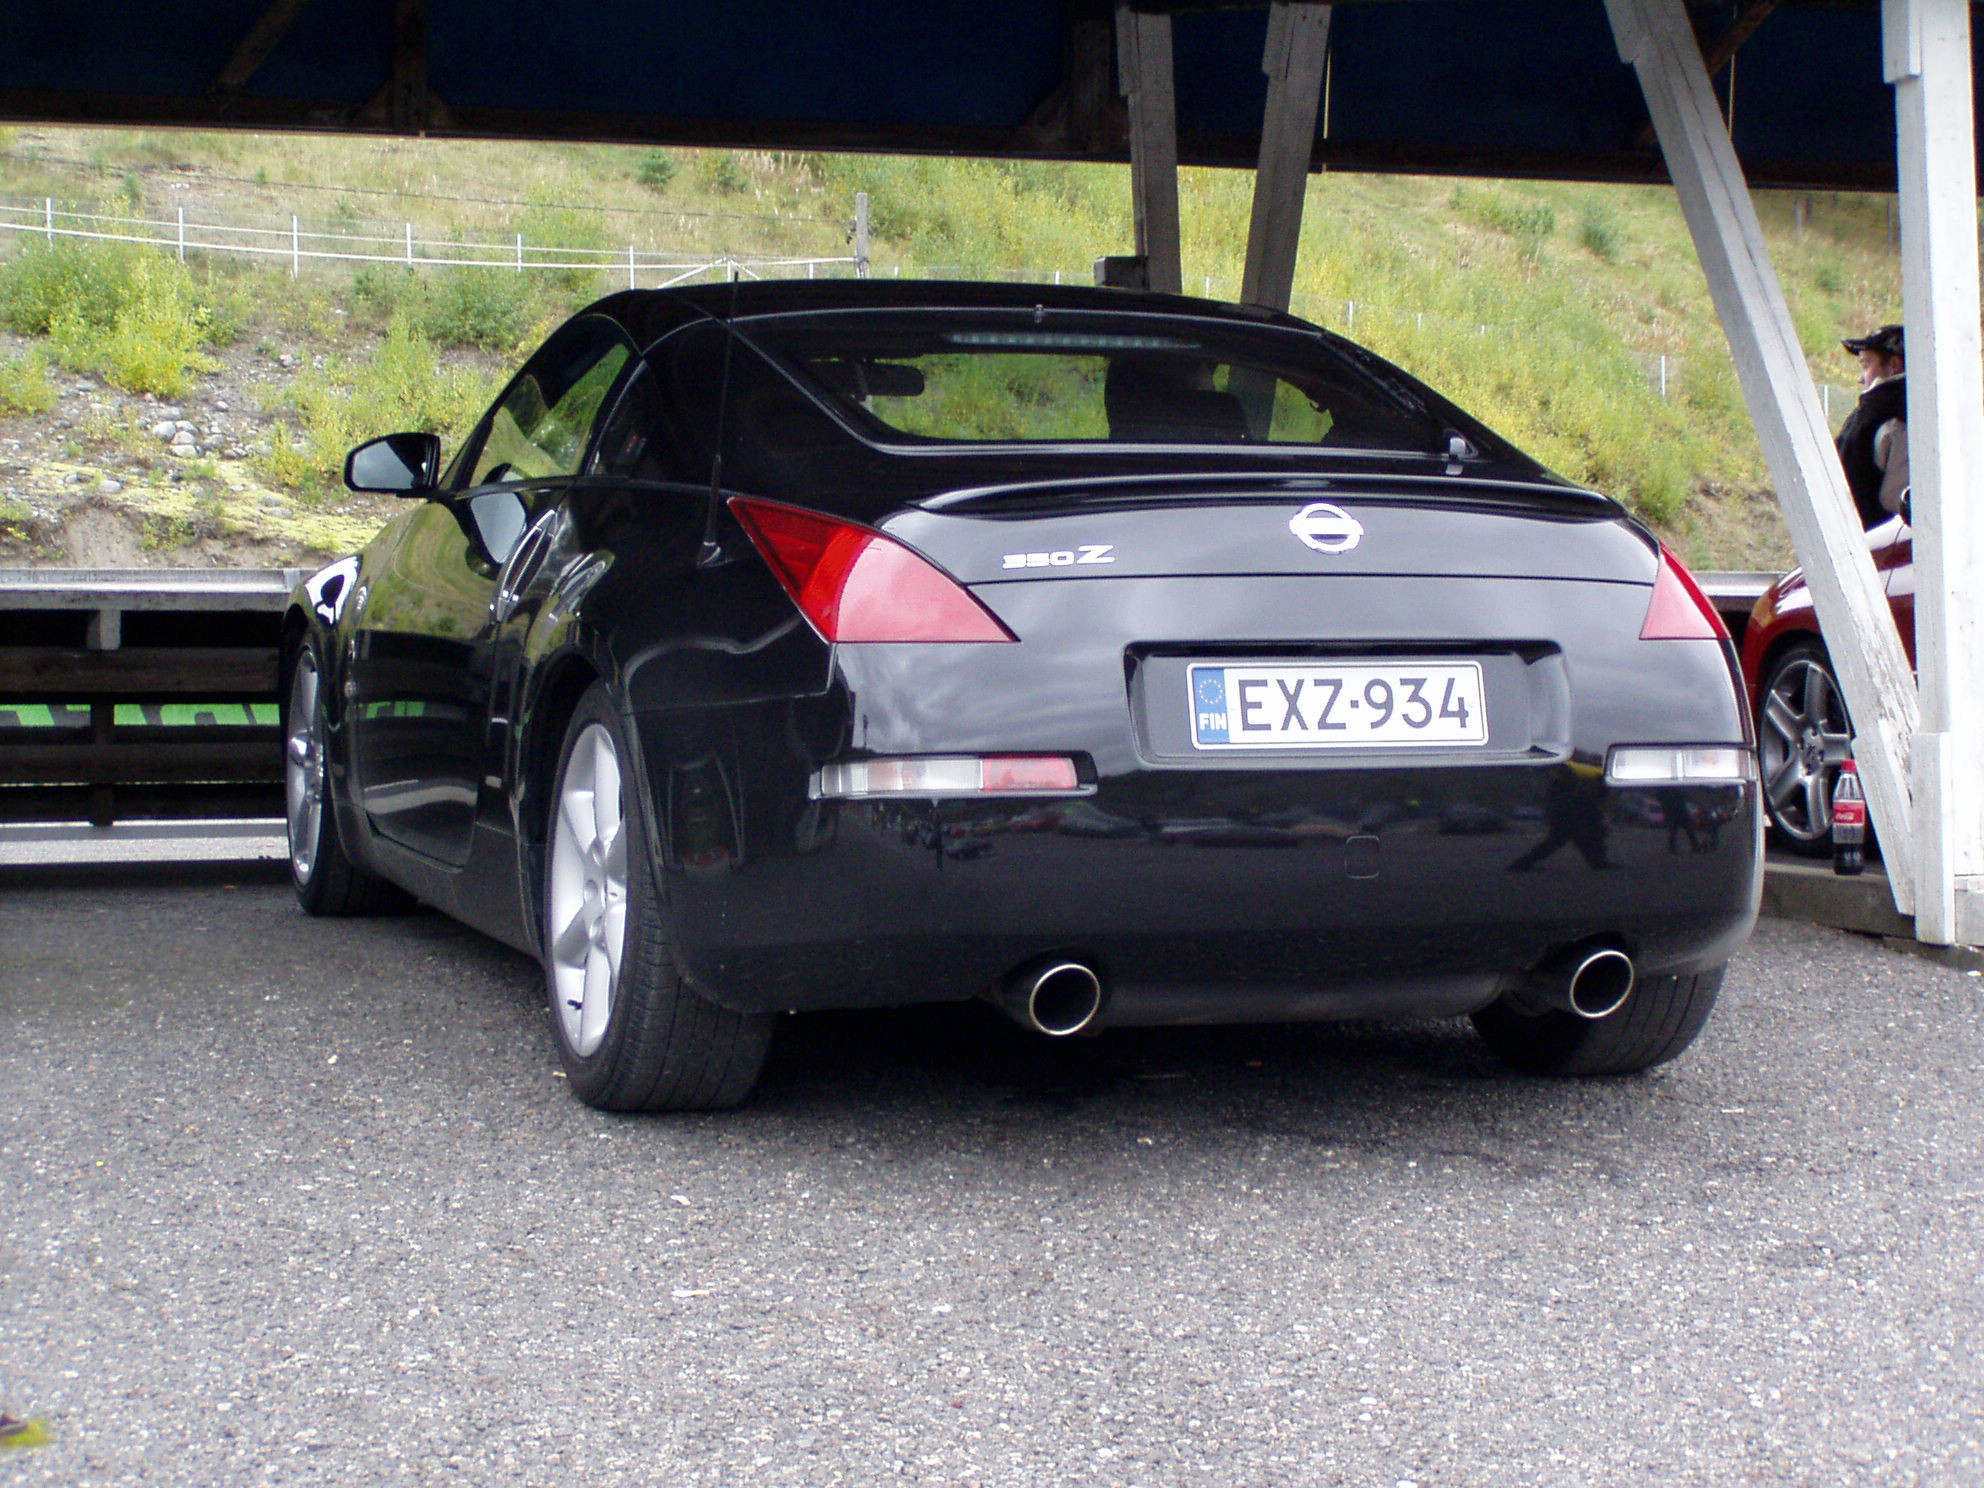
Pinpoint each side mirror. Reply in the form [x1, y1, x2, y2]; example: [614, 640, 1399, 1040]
[345, 433, 442, 496]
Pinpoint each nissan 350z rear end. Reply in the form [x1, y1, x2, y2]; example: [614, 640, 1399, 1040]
[630, 295, 1760, 1088]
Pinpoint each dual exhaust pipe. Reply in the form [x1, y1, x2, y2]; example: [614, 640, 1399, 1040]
[989, 958, 1106, 1037]
[988, 944, 1635, 1037]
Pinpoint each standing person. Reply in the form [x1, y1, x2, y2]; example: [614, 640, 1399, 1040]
[1835, 323, 1909, 529]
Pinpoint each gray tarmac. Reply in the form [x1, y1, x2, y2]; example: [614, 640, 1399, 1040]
[3, 865, 1982, 1487]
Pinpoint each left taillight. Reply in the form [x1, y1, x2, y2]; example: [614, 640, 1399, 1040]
[1640, 545, 1728, 641]
[728, 497, 1014, 643]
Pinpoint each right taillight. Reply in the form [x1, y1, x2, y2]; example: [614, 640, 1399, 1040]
[1640, 545, 1728, 641]
[728, 497, 1014, 644]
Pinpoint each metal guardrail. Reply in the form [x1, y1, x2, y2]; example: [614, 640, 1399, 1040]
[0, 568, 299, 825]
[0, 566, 1778, 827]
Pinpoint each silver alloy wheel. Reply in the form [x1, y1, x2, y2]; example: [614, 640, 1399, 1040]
[549, 722, 628, 1058]
[1759, 651, 1851, 844]
[285, 652, 325, 882]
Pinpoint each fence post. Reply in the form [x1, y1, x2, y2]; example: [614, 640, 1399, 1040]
[1823, 382, 1832, 422]
[44, 198, 53, 244]
[176, 205, 186, 261]
[1347, 299, 1356, 331]
[406, 223, 414, 265]
[516, 233, 524, 271]
[854, 192, 871, 279]
[628, 244, 637, 290]
[1659, 353, 1669, 397]
[291, 215, 300, 278]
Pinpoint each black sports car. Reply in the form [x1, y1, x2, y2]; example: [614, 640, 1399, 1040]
[284, 280, 1760, 1110]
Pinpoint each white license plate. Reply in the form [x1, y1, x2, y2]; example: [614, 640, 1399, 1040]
[1189, 661, 1487, 749]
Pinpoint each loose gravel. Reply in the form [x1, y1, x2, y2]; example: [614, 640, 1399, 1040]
[3, 868, 1981, 1486]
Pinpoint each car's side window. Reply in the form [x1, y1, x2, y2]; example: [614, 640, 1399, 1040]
[468, 321, 633, 488]
[586, 320, 728, 486]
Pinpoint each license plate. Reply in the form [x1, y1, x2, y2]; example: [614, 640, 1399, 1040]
[1189, 661, 1487, 749]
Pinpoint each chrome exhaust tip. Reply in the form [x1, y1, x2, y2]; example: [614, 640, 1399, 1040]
[1514, 945, 1636, 1021]
[994, 960, 1106, 1037]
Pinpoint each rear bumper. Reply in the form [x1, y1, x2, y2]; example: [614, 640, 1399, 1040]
[653, 754, 1761, 1020]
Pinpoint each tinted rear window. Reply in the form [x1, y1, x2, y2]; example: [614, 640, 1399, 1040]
[741, 311, 1445, 453]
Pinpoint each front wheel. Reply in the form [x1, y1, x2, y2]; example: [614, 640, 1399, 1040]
[1472, 966, 1722, 1075]
[284, 639, 413, 916]
[543, 685, 773, 1111]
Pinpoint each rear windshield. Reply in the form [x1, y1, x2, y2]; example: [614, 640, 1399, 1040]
[740, 310, 1447, 453]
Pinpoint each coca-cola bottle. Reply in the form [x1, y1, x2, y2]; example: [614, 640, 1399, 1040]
[1831, 758, 1866, 877]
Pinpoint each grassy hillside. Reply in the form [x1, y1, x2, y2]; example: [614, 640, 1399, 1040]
[0, 124, 1902, 569]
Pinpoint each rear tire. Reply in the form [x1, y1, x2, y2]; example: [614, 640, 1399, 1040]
[1472, 966, 1722, 1075]
[543, 684, 773, 1111]
[284, 638, 414, 917]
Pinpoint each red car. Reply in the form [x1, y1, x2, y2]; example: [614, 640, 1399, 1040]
[1739, 514, 1914, 853]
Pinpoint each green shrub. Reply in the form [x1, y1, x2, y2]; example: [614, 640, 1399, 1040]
[44, 254, 218, 397]
[1453, 187, 1556, 261]
[419, 269, 537, 351]
[635, 151, 678, 193]
[0, 239, 137, 335]
[351, 263, 426, 323]
[1576, 202, 1623, 261]
[1812, 259, 1847, 294]
[268, 314, 496, 496]
[705, 153, 748, 195]
[0, 347, 57, 415]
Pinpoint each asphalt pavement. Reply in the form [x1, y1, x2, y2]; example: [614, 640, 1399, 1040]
[3, 865, 1982, 1487]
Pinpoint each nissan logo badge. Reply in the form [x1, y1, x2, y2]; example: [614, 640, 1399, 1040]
[1289, 502, 1364, 554]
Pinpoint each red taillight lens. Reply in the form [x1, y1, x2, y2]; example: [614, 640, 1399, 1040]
[728, 498, 1015, 643]
[1640, 546, 1728, 641]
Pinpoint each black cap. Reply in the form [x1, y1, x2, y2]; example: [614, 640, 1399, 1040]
[1842, 324, 1904, 359]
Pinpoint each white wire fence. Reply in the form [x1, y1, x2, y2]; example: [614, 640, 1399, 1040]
[0, 195, 860, 287]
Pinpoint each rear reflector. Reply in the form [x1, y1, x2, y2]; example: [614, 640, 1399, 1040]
[1606, 745, 1756, 785]
[728, 497, 1014, 643]
[813, 755, 1083, 800]
[1640, 546, 1729, 641]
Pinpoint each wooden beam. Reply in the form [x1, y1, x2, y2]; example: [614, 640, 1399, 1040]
[1634, 0, 1784, 148]
[1117, 3, 1183, 294]
[210, 0, 317, 94]
[1241, 3, 1333, 311]
[1885, 0, 1984, 943]
[1606, 0, 1922, 918]
[0, 647, 278, 694]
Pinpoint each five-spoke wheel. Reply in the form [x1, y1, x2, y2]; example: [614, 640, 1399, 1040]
[541, 685, 773, 1110]
[548, 721, 628, 1059]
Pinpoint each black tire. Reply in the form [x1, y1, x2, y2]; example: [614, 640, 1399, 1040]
[1471, 966, 1723, 1076]
[283, 637, 415, 917]
[542, 684, 773, 1112]
[1757, 638, 1851, 857]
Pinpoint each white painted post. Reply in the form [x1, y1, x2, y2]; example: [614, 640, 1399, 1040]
[176, 205, 186, 261]
[1117, 4, 1183, 294]
[406, 223, 414, 265]
[1606, 0, 1922, 915]
[1660, 353, 1669, 397]
[1886, 0, 1984, 943]
[1240, 3, 1332, 311]
[291, 215, 300, 278]
[516, 233, 524, 271]
[1346, 298, 1356, 331]
[44, 198, 52, 243]
[628, 244, 637, 290]
[854, 192, 871, 279]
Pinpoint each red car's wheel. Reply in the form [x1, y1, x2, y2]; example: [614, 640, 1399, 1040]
[1757, 639, 1851, 856]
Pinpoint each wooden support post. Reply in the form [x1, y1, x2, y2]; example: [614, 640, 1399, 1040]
[1117, 5, 1182, 296]
[1605, 0, 1922, 917]
[1885, 0, 1984, 943]
[1240, 3, 1332, 312]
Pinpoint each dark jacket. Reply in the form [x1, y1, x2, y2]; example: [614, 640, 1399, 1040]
[1835, 375, 1906, 529]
